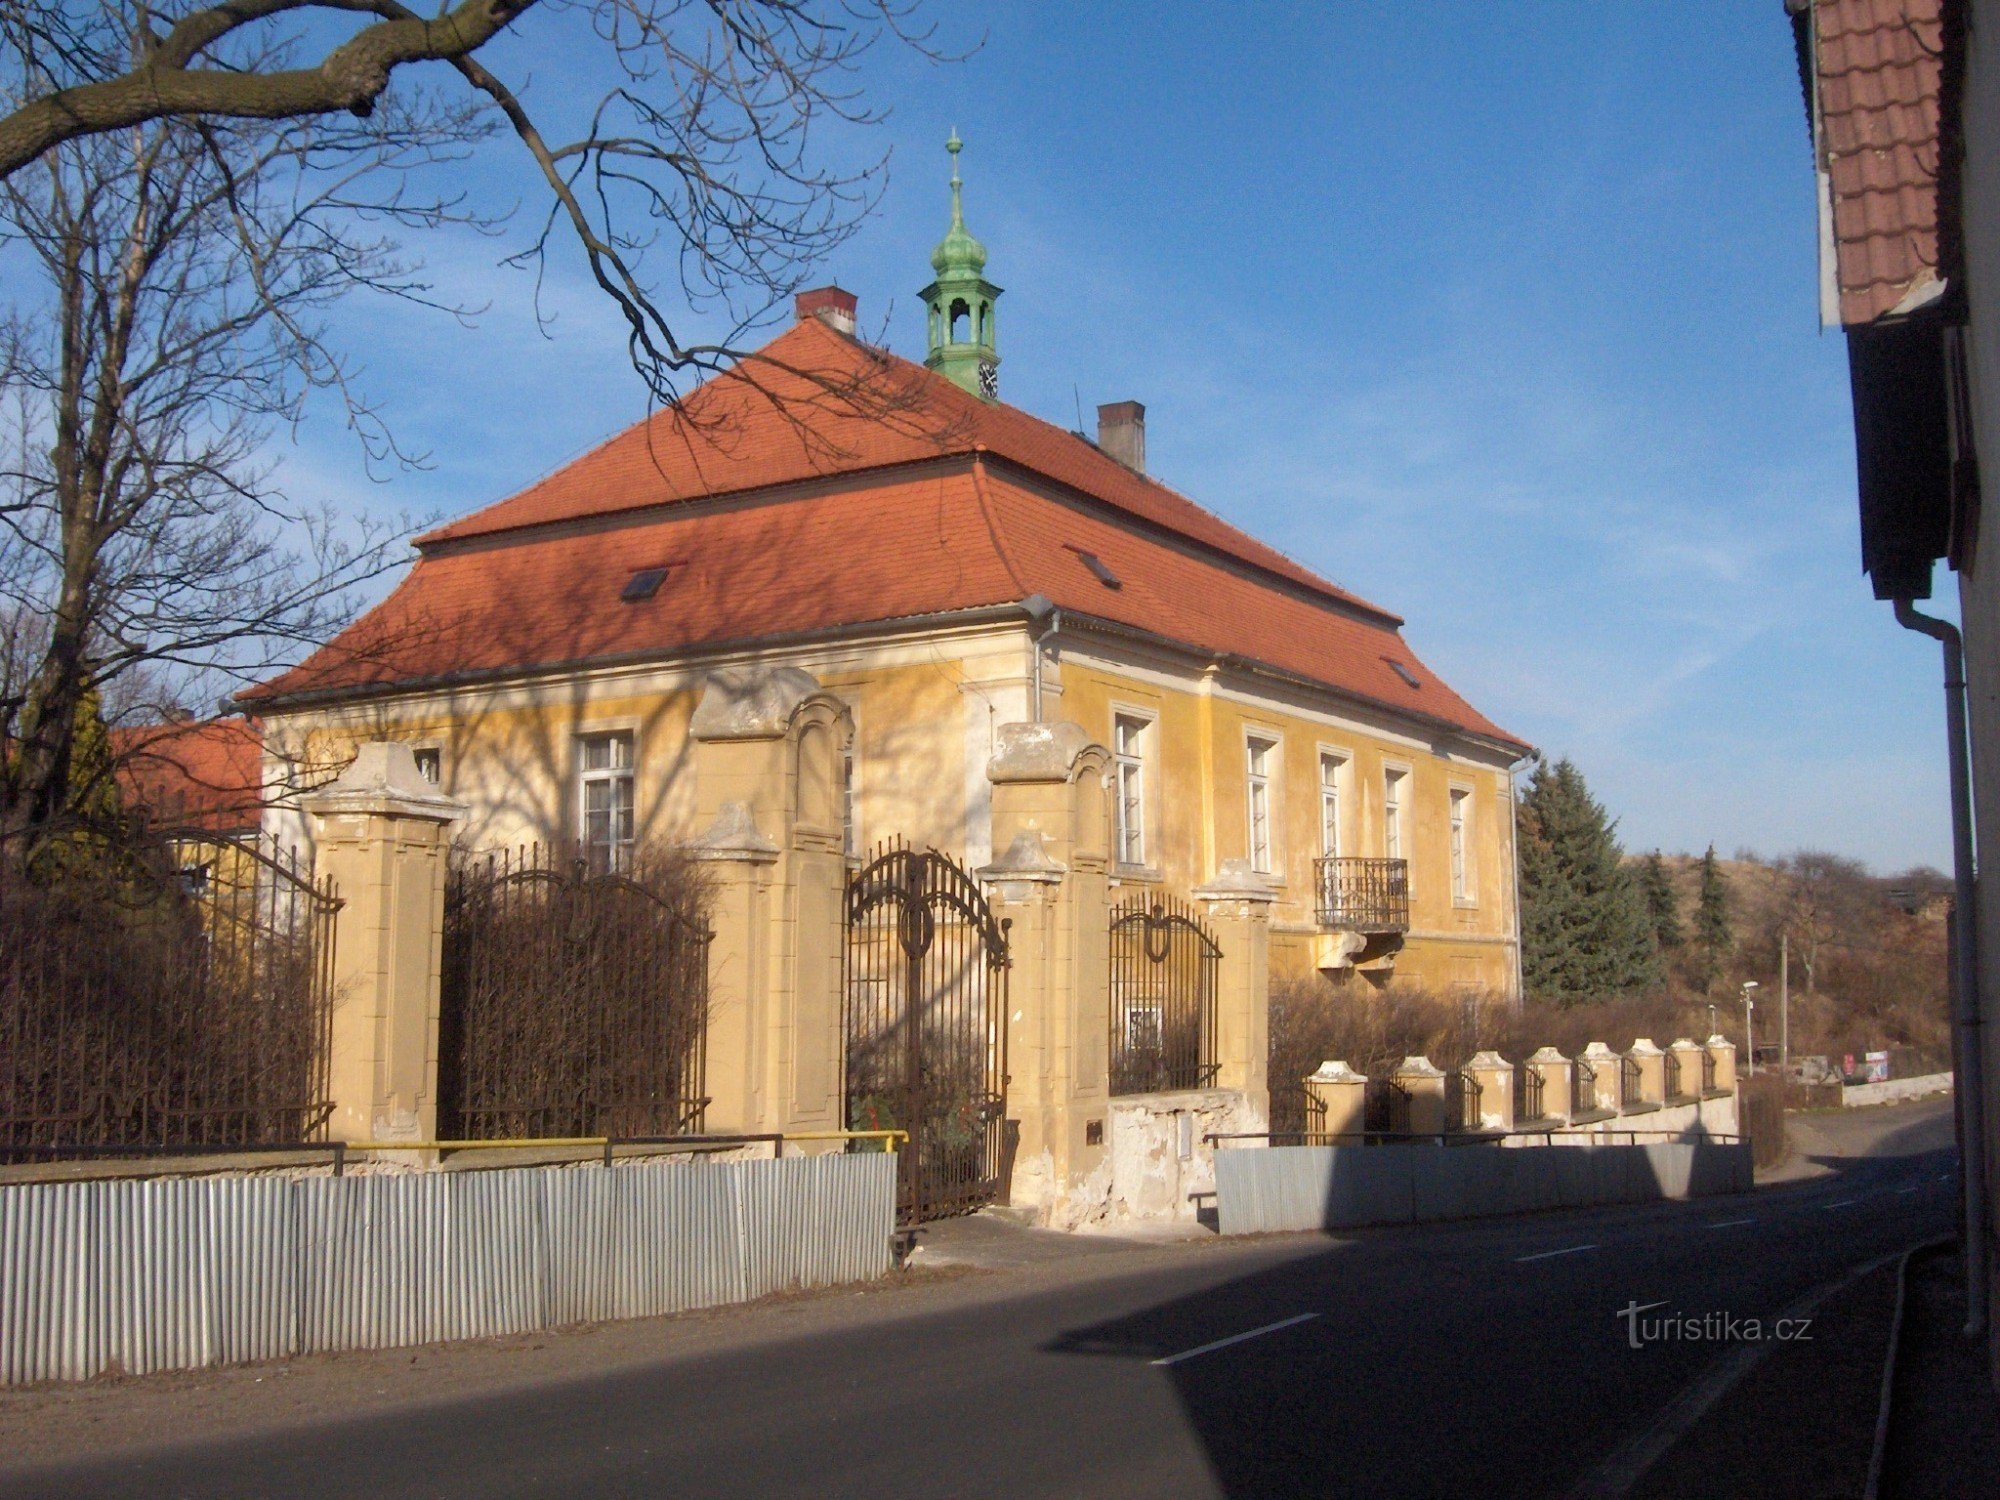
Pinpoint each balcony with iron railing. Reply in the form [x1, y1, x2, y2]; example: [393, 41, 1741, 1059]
[1315, 857, 1411, 933]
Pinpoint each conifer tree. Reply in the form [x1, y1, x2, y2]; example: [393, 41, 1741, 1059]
[1516, 757, 1658, 1005]
[1639, 851, 1682, 954]
[1692, 845, 1734, 993]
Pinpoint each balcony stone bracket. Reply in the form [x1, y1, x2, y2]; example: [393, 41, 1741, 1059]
[1312, 929, 1368, 973]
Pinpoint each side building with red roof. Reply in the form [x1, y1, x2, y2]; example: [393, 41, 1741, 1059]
[245, 164, 1530, 998]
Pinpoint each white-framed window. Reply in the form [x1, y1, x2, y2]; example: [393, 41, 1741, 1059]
[1449, 785, 1474, 904]
[1246, 734, 1278, 874]
[1113, 712, 1152, 867]
[1318, 751, 1347, 861]
[412, 747, 441, 785]
[578, 731, 635, 874]
[1383, 766, 1408, 863]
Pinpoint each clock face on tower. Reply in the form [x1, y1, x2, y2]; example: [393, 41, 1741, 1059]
[978, 359, 998, 399]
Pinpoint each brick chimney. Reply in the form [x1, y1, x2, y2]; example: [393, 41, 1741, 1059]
[1096, 401, 1146, 472]
[795, 285, 857, 335]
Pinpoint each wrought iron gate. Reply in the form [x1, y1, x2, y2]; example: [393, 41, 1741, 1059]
[437, 844, 711, 1139]
[1108, 896, 1221, 1094]
[843, 840, 1010, 1222]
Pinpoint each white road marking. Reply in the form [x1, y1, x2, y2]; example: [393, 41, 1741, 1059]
[1704, 1218, 1756, 1228]
[1150, 1312, 1319, 1367]
[1896, 1185, 1921, 1195]
[1516, 1243, 1599, 1263]
[1823, 1199, 1860, 1209]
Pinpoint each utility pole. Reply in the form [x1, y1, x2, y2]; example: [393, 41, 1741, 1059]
[1741, 980, 1760, 1078]
[1780, 931, 1790, 1077]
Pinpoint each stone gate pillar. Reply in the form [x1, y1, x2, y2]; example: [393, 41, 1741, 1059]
[977, 721, 1112, 1225]
[1195, 859, 1276, 1129]
[305, 742, 464, 1143]
[687, 667, 852, 1141]
[1303, 1060, 1368, 1142]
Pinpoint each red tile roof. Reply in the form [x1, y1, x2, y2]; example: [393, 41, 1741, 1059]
[421, 319, 1389, 621]
[1811, 0, 1947, 324]
[251, 323, 1525, 752]
[113, 718, 265, 832]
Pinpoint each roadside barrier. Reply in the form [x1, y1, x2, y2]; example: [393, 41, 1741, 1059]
[0, 1150, 896, 1385]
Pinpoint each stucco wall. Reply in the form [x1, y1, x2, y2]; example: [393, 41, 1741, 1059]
[261, 639, 1004, 862]
[1056, 651, 1520, 997]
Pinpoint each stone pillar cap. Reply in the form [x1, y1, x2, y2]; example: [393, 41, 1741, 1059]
[302, 742, 463, 822]
[1705, 1034, 1735, 1049]
[1466, 1050, 1514, 1070]
[690, 665, 823, 740]
[686, 800, 780, 862]
[1393, 1055, 1445, 1079]
[987, 720, 1096, 783]
[1626, 1037, 1665, 1056]
[1578, 1041, 1622, 1060]
[1194, 857, 1279, 902]
[976, 830, 1066, 883]
[1307, 1060, 1366, 1084]
[1669, 1038, 1703, 1050]
[1526, 1045, 1571, 1063]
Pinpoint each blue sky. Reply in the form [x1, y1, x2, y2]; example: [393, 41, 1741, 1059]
[273, 2, 1953, 872]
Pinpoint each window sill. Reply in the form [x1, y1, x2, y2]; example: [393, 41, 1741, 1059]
[1111, 865, 1165, 886]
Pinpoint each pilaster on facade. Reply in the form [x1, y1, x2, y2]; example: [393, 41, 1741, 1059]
[689, 666, 852, 1142]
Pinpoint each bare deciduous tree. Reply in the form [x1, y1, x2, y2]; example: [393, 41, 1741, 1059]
[0, 53, 484, 836]
[0, 0, 948, 399]
[1775, 849, 1875, 995]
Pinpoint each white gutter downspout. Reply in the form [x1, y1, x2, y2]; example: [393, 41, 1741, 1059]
[1023, 594, 1058, 724]
[1895, 599, 1989, 1337]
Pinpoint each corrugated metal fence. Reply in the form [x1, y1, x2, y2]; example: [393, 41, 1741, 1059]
[0, 1153, 894, 1385]
[1214, 1141, 1753, 1236]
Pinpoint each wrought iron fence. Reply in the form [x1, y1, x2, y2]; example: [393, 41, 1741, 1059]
[1702, 1051, 1718, 1093]
[844, 839, 1010, 1223]
[1449, 1069, 1484, 1131]
[1664, 1051, 1685, 1100]
[1314, 857, 1410, 931]
[2, 827, 339, 1157]
[1516, 1062, 1546, 1122]
[1108, 897, 1221, 1095]
[1621, 1054, 1645, 1109]
[437, 844, 711, 1139]
[1364, 1076, 1411, 1134]
[1573, 1058, 1601, 1115]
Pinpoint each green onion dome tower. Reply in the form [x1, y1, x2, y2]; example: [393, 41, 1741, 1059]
[919, 131, 1002, 399]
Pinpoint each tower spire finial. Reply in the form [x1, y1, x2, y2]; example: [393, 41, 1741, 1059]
[947, 129, 964, 226]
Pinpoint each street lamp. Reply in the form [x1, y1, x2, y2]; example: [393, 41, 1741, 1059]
[1741, 981, 1760, 1078]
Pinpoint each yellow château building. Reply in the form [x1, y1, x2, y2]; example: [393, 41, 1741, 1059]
[248, 146, 1530, 1000]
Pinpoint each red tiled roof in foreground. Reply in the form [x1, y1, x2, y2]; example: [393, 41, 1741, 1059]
[251, 321, 1525, 753]
[113, 717, 264, 832]
[1811, 0, 1947, 325]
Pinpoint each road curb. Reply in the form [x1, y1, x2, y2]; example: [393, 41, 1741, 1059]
[1862, 1235, 1952, 1500]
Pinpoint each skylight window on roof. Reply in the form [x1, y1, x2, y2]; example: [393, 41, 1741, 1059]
[621, 566, 670, 602]
[1387, 660, 1421, 690]
[1069, 548, 1122, 590]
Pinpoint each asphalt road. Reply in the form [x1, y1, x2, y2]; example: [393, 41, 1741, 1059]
[0, 1102, 1959, 1500]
